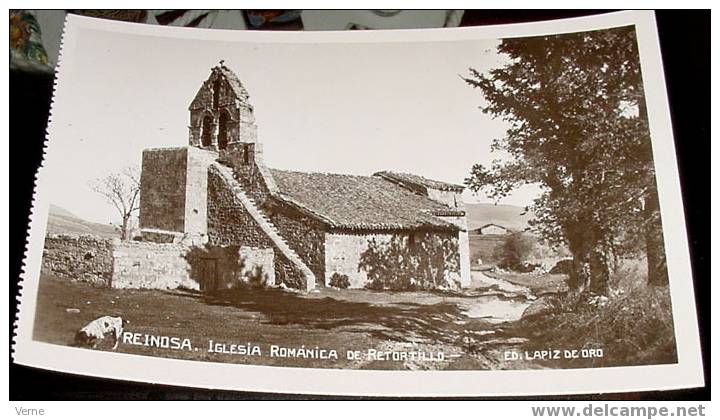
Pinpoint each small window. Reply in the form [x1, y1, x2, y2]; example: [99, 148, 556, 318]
[243, 143, 250, 164]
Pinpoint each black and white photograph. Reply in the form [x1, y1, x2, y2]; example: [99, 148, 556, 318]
[12, 10, 705, 397]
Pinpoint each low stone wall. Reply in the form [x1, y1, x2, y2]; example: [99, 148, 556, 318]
[41, 235, 114, 285]
[112, 240, 274, 290]
[112, 241, 194, 289]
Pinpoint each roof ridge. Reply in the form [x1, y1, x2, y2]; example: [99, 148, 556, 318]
[374, 170, 465, 192]
[269, 167, 380, 178]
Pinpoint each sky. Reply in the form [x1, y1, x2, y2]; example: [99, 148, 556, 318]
[43, 23, 541, 225]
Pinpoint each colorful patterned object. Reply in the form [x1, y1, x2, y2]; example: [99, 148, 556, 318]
[10, 10, 52, 73]
[245, 10, 303, 30]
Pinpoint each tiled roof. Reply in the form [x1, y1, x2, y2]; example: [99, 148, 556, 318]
[268, 169, 464, 231]
[477, 223, 508, 230]
[374, 171, 465, 192]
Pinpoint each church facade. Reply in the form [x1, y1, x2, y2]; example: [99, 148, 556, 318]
[138, 63, 471, 291]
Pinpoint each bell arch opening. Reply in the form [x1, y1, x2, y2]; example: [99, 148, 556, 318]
[218, 112, 230, 150]
[201, 115, 213, 148]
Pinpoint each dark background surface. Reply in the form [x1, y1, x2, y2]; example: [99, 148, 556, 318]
[9, 10, 710, 400]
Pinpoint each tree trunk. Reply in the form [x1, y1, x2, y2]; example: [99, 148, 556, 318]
[645, 187, 669, 286]
[565, 224, 611, 295]
[568, 248, 611, 295]
[121, 215, 130, 240]
[638, 99, 668, 287]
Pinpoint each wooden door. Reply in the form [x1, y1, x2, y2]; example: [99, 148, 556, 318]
[198, 258, 218, 292]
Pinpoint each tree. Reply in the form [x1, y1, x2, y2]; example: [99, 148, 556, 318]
[91, 166, 141, 240]
[463, 27, 667, 293]
[495, 231, 535, 270]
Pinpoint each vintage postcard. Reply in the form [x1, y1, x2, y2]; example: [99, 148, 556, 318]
[13, 11, 703, 396]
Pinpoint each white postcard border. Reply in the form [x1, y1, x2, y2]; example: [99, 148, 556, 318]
[13, 10, 704, 396]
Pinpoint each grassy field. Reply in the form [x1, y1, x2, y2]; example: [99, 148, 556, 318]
[468, 234, 505, 266]
[33, 274, 542, 371]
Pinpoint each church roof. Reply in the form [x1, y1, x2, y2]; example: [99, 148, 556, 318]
[268, 169, 464, 231]
[374, 171, 465, 192]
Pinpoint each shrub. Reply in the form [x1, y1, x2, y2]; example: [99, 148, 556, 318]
[510, 281, 677, 368]
[246, 266, 268, 289]
[495, 232, 535, 270]
[329, 272, 350, 289]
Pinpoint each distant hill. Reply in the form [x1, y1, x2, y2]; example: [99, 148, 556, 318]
[46, 204, 120, 239]
[464, 203, 532, 232]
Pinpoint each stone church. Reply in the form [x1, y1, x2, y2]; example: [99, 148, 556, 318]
[138, 63, 471, 291]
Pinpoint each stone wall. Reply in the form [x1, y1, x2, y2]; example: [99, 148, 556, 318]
[41, 235, 113, 285]
[238, 247, 275, 286]
[457, 230, 471, 287]
[426, 188, 465, 210]
[188, 73, 241, 148]
[112, 241, 274, 290]
[324, 232, 393, 288]
[188, 67, 257, 150]
[424, 188, 470, 287]
[138, 230, 181, 244]
[436, 215, 471, 288]
[325, 230, 463, 289]
[223, 142, 273, 206]
[41, 234, 277, 290]
[267, 201, 326, 285]
[184, 147, 217, 237]
[112, 241, 194, 289]
[139, 148, 188, 233]
[206, 168, 306, 288]
[181, 244, 275, 290]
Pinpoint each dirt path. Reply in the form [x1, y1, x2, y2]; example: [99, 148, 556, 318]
[300, 271, 548, 370]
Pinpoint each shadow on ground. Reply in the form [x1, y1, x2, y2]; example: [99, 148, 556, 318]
[166, 288, 483, 345]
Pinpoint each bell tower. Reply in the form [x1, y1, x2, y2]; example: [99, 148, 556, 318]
[188, 61, 259, 159]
